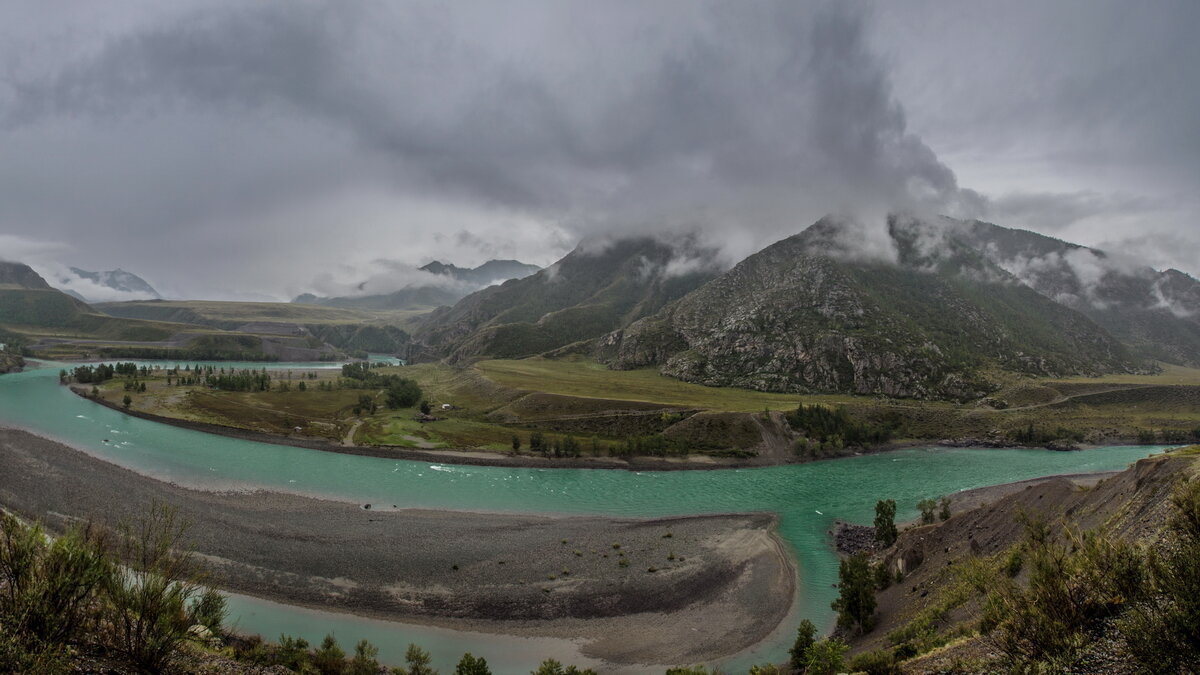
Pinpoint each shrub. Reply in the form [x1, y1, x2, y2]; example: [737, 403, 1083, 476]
[846, 649, 902, 675]
[980, 517, 1146, 667]
[1122, 477, 1200, 672]
[275, 634, 313, 670]
[0, 514, 111, 646]
[804, 637, 848, 675]
[312, 633, 346, 674]
[397, 642, 437, 675]
[455, 652, 492, 675]
[348, 639, 380, 675]
[917, 498, 937, 524]
[104, 503, 207, 672]
[938, 497, 952, 521]
[190, 587, 227, 636]
[1002, 546, 1024, 578]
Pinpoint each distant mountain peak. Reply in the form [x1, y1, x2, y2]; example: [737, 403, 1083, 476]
[293, 258, 541, 311]
[65, 267, 160, 300]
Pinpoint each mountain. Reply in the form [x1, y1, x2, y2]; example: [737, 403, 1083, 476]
[65, 267, 161, 299]
[412, 237, 723, 362]
[597, 217, 1137, 401]
[294, 259, 540, 311]
[295, 286, 465, 311]
[953, 219, 1200, 366]
[0, 261, 52, 290]
[419, 259, 541, 287]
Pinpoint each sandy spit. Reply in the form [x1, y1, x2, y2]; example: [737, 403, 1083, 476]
[0, 427, 795, 666]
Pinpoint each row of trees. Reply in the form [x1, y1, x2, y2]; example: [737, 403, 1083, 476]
[68, 362, 138, 384]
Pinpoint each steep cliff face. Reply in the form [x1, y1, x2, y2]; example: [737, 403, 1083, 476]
[413, 236, 722, 362]
[599, 218, 1136, 401]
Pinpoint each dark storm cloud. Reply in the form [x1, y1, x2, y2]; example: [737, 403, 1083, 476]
[0, 0, 1196, 298]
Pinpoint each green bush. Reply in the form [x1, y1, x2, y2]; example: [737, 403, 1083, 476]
[803, 637, 848, 675]
[1122, 477, 1200, 672]
[190, 587, 227, 636]
[348, 638, 380, 675]
[0, 514, 111, 646]
[312, 634, 346, 674]
[980, 517, 1146, 667]
[455, 652, 492, 675]
[846, 648, 902, 675]
[104, 503, 207, 672]
[396, 642, 438, 675]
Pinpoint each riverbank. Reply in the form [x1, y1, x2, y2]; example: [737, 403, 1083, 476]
[72, 385, 781, 471]
[0, 427, 795, 666]
[69, 385, 1150, 473]
[830, 470, 1121, 557]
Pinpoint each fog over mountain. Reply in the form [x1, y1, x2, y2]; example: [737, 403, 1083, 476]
[0, 0, 1196, 300]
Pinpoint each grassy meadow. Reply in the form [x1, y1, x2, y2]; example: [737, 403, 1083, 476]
[87, 355, 1200, 458]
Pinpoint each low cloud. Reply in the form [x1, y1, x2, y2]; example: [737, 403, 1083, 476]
[302, 259, 467, 300]
[0, 1, 985, 297]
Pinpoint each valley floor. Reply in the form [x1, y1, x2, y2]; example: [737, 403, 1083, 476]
[0, 427, 795, 667]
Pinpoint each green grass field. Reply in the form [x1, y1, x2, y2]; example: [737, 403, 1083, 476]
[473, 356, 863, 412]
[90, 354, 1200, 457]
[95, 299, 431, 327]
[1048, 361, 1200, 386]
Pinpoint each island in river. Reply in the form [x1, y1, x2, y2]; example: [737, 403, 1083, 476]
[71, 357, 1200, 471]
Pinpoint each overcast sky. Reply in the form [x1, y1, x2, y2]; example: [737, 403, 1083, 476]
[1, 0, 1196, 300]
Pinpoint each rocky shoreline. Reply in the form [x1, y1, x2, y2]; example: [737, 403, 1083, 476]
[0, 427, 796, 666]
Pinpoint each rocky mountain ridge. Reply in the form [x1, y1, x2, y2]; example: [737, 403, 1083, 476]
[947, 218, 1200, 366]
[595, 217, 1138, 400]
[413, 236, 723, 363]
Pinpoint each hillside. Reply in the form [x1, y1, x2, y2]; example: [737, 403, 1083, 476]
[294, 258, 540, 311]
[839, 449, 1200, 673]
[954, 218, 1200, 367]
[413, 237, 722, 363]
[599, 217, 1136, 401]
[95, 300, 412, 355]
[0, 266, 341, 360]
[0, 261, 52, 290]
[0, 264, 190, 344]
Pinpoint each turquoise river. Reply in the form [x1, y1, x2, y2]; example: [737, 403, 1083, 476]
[0, 362, 1171, 673]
